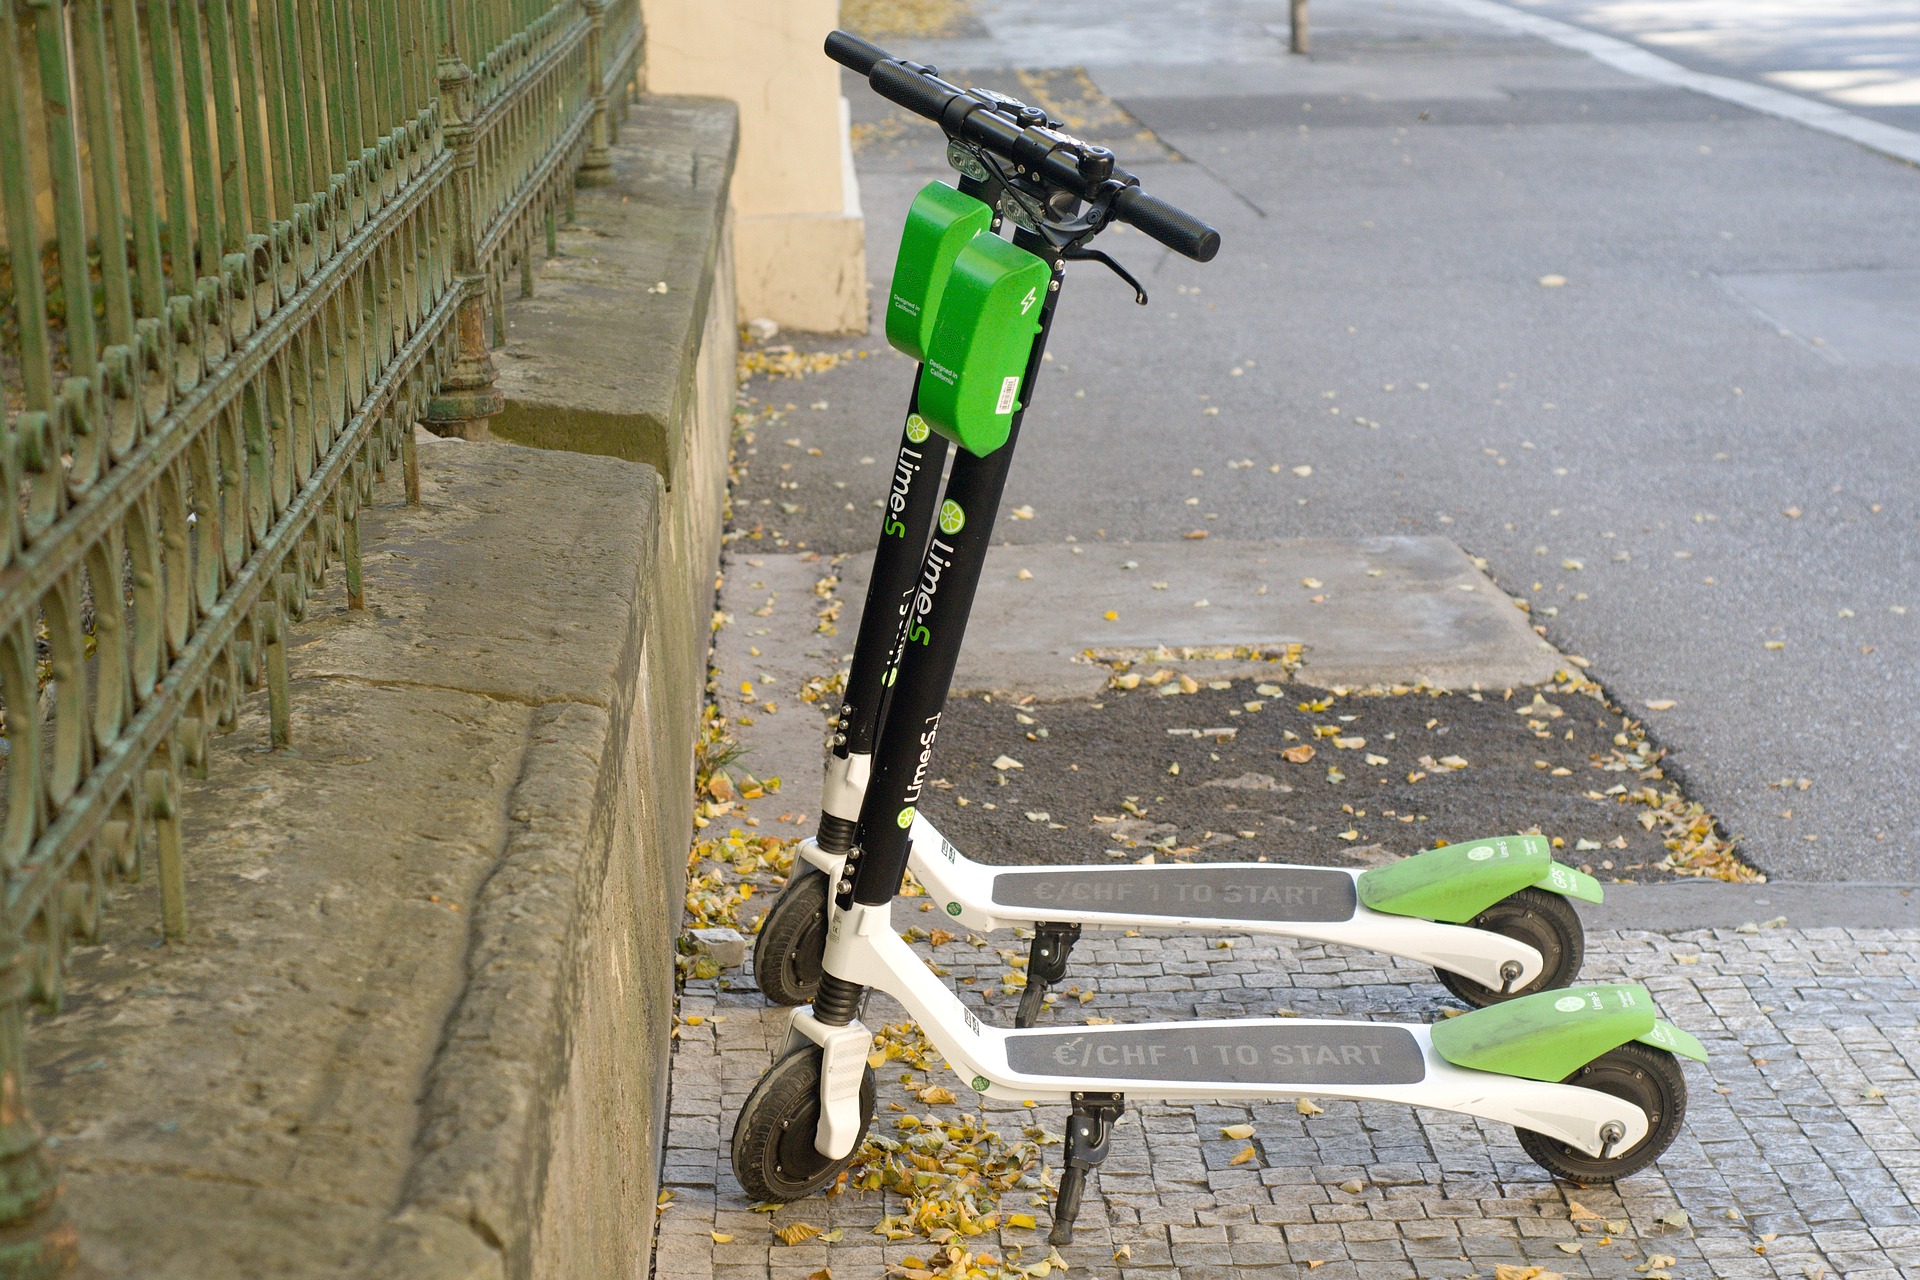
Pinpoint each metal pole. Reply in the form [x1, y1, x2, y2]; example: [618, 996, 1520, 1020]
[1290, 0, 1309, 54]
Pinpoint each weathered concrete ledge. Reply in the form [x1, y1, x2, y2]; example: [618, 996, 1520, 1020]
[492, 95, 740, 492]
[24, 99, 739, 1280]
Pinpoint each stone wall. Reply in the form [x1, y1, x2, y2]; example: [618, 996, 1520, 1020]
[22, 99, 739, 1280]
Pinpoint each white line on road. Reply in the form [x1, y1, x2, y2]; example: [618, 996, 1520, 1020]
[1439, 0, 1920, 167]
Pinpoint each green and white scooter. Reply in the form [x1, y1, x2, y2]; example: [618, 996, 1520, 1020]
[754, 65, 1602, 1029]
[731, 34, 1705, 1245]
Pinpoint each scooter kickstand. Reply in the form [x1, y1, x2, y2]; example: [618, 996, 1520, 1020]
[1050, 1092, 1124, 1247]
[1016, 922, 1083, 1029]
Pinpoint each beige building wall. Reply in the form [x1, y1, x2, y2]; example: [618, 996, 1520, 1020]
[642, 0, 870, 334]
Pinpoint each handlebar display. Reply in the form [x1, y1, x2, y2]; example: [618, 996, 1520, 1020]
[826, 31, 1221, 263]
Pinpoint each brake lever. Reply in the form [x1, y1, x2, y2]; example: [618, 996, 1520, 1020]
[1061, 248, 1148, 305]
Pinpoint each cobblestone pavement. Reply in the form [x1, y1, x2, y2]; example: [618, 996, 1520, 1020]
[657, 919, 1920, 1280]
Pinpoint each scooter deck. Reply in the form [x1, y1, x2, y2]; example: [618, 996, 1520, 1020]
[794, 823, 1557, 992]
[907, 820, 1368, 928]
[1004, 1018, 1424, 1086]
[990, 863, 1357, 924]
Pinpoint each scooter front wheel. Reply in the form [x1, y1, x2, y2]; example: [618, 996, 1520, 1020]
[753, 865, 829, 1006]
[731, 1047, 877, 1202]
[1518, 1041, 1687, 1182]
[1436, 887, 1584, 1007]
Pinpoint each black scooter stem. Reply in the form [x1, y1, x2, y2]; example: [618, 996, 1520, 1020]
[827, 170, 998, 765]
[833, 380, 951, 759]
[847, 226, 1063, 907]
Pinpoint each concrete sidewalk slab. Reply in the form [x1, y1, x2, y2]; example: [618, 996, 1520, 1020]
[1716, 268, 1920, 370]
[836, 537, 1563, 697]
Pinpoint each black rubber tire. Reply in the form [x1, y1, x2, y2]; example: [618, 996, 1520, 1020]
[1436, 887, 1585, 1008]
[1518, 1041, 1688, 1183]
[730, 1047, 877, 1203]
[753, 865, 829, 1007]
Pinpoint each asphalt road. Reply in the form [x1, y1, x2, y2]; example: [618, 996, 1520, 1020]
[780, 0, 1920, 884]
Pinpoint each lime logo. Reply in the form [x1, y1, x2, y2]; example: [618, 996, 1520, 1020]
[1019, 286, 1038, 314]
[1555, 995, 1586, 1013]
[946, 901, 962, 916]
[905, 413, 930, 443]
[1466, 846, 1496, 862]
[896, 806, 916, 829]
[883, 667, 897, 687]
[939, 499, 965, 534]
[971, 1075, 990, 1093]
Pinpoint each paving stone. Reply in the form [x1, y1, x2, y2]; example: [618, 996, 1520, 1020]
[668, 860, 1920, 1280]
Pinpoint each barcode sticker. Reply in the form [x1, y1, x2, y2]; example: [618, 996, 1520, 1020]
[996, 375, 1020, 415]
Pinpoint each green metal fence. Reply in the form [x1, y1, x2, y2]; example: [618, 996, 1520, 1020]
[0, 1, 640, 1269]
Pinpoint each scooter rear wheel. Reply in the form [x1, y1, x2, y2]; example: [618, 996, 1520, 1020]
[1436, 887, 1584, 1007]
[1518, 1041, 1687, 1182]
[731, 1046, 877, 1202]
[753, 865, 829, 1006]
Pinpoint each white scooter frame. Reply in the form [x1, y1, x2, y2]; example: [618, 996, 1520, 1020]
[783, 900, 1650, 1164]
[807, 784, 1581, 997]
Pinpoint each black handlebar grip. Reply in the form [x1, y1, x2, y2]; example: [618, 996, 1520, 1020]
[824, 30, 891, 76]
[869, 59, 959, 124]
[1113, 186, 1221, 263]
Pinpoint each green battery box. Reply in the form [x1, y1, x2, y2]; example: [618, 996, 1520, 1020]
[886, 182, 993, 362]
[919, 233, 1051, 457]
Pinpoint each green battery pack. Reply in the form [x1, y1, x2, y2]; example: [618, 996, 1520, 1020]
[886, 182, 993, 362]
[918, 233, 1051, 457]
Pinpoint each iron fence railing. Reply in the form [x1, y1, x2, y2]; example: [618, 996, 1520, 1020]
[0, 1, 640, 1269]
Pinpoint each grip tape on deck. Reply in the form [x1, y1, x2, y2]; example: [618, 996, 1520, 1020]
[1005, 1023, 1426, 1086]
[991, 866, 1358, 923]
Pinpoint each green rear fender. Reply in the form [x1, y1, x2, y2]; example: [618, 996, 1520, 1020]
[1356, 834, 1603, 924]
[1431, 983, 1708, 1082]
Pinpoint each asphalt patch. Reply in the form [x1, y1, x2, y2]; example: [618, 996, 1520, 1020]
[910, 682, 1683, 882]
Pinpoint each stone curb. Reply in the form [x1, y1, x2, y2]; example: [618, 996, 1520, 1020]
[1442, 0, 1920, 167]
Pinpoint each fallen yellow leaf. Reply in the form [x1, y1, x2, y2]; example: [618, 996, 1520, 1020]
[1229, 1145, 1257, 1165]
[1220, 1124, 1255, 1140]
[1282, 744, 1316, 764]
[1296, 1098, 1323, 1116]
[776, 1222, 821, 1246]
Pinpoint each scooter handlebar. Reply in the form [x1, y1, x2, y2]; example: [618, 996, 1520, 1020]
[1113, 186, 1221, 263]
[827, 30, 1223, 264]
[869, 58, 960, 123]
[824, 30, 890, 76]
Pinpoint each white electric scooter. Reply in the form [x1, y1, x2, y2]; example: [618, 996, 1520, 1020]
[730, 36, 1704, 1247]
[751, 85, 1601, 1031]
